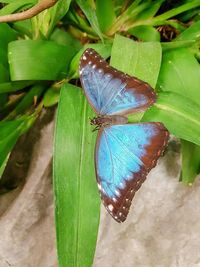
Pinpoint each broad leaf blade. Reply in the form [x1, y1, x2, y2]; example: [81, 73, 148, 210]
[143, 92, 200, 146]
[157, 46, 200, 183]
[53, 83, 100, 267]
[157, 48, 200, 104]
[8, 40, 77, 80]
[110, 34, 162, 87]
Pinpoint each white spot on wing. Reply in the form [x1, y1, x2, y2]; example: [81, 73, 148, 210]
[82, 55, 87, 60]
[115, 190, 120, 197]
[112, 197, 117, 202]
[119, 182, 124, 188]
[108, 204, 114, 212]
[97, 183, 102, 190]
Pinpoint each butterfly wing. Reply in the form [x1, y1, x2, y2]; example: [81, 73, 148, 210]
[95, 123, 169, 223]
[79, 48, 156, 115]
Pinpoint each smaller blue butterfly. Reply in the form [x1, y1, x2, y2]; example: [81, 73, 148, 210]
[79, 48, 169, 223]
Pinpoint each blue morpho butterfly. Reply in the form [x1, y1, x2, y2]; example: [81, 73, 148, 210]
[79, 48, 169, 223]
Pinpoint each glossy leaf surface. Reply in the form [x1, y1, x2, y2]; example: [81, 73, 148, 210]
[8, 40, 76, 80]
[53, 83, 100, 267]
[157, 46, 200, 183]
[143, 92, 200, 146]
[157, 48, 200, 104]
[110, 34, 162, 88]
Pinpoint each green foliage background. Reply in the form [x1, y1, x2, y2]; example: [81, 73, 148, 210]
[0, 0, 200, 266]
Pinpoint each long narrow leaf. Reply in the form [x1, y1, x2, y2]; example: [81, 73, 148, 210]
[76, 0, 103, 40]
[53, 83, 100, 267]
[176, 20, 200, 41]
[181, 140, 200, 184]
[96, 0, 116, 33]
[0, 114, 36, 168]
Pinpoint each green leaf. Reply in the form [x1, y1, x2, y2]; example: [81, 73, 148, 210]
[157, 45, 200, 183]
[53, 83, 100, 267]
[110, 34, 162, 87]
[0, 114, 36, 169]
[0, 94, 8, 108]
[143, 92, 200, 146]
[32, 0, 71, 38]
[8, 40, 76, 80]
[50, 28, 82, 51]
[13, 20, 33, 38]
[47, 0, 72, 35]
[5, 84, 45, 120]
[0, 154, 10, 179]
[76, 0, 103, 40]
[43, 86, 60, 107]
[68, 42, 112, 79]
[157, 48, 200, 105]
[134, 0, 165, 20]
[0, 64, 9, 83]
[96, 0, 116, 33]
[128, 25, 160, 42]
[0, 23, 17, 50]
[161, 40, 196, 51]
[0, 81, 34, 94]
[0, 0, 36, 16]
[176, 20, 200, 41]
[151, 0, 200, 26]
[181, 140, 200, 184]
[0, 24, 17, 83]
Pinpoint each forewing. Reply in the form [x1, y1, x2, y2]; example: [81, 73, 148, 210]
[95, 123, 169, 223]
[79, 48, 156, 115]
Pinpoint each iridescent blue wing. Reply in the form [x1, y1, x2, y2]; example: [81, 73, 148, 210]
[79, 48, 156, 115]
[95, 123, 169, 222]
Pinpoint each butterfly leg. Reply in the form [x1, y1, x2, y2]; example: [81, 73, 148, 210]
[92, 125, 100, 132]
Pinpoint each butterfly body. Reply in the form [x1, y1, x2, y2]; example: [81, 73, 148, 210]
[79, 48, 169, 223]
[90, 115, 128, 128]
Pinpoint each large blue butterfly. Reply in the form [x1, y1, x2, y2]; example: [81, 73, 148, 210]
[79, 48, 169, 223]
